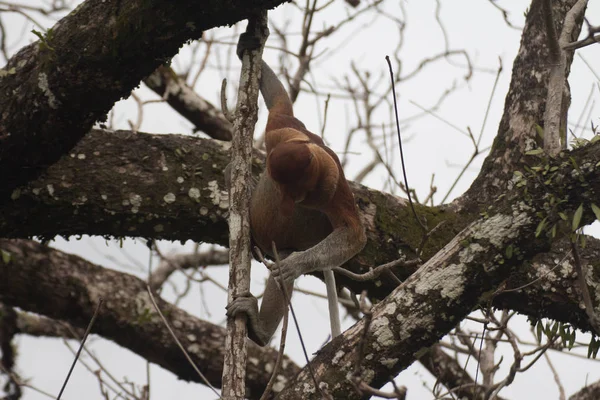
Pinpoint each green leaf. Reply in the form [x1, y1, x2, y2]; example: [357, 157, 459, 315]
[572, 203, 584, 231]
[536, 217, 547, 238]
[592, 204, 600, 221]
[550, 321, 559, 337]
[558, 212, 568, 221]
[505, 245, 513, 259]
[535, 124, 544, 138]
[536, 321, 543, 343]
[525, 148, 544, 156]
[568, 330, 576, 350]
[0, 249, 11, 264]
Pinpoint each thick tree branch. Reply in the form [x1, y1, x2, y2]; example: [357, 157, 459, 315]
[464, 0, 584, 206]
[570, 380, 600, 400]
[542, 0, 587, 155]
[277, 140, 600, 398]
[144, 66, 233, 141]
[420, 344, 505, 400]
[0, 239, 299, 399]
[2, 128, 600, 334]
[0, 0, 285, 200]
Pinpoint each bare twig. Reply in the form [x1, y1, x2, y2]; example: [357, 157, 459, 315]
[564, 21, 600, 50]
[544, 351, 566, 400]
[334, 257, 420, 282]
[386, 55, 427, 232]
[258, 250, 290, 400]
[542, 0, 588, 155]
[571, 240, 600, 335]
[56, 298, 103, 400]
[145, 286, 220, 396]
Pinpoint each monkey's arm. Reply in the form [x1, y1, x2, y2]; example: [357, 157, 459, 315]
[237, 33, 293, 116]
[271, 182, 367, 287]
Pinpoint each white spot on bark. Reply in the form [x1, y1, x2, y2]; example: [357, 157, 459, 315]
[47, 184, 54, 196]
[229, 214, 241, 233]
[383, 303, 397, 315]
[473, 212, 530, 248]
[371, 317, 394, 348]
[163, 193, 176, 204]
[77, 153, 86, 160]
[207, 180, 229, 209]
[188, 187, 200, 200]
[38, 72, 60, 109]
[130, 193, 142, 207]
[177, 176, 184, 183]
[380, 358, 398, 368]
[332, 350, 345, 365]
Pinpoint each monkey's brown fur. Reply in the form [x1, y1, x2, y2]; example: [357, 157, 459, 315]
[226, 33, 366, 346]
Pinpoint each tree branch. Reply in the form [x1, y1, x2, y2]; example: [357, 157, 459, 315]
[144, 66, 233, 141]
[0, 0, 285, 200]
[0, 239, 300, 399]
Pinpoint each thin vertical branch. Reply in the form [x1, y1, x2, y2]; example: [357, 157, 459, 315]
[542, 0, 588, 155]
[222, 12, 269, 400]
[571, 240, 600, 335]
[56, 298, 103, 400]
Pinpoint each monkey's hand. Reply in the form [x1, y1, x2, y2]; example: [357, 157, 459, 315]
[270, 226, 367, 287]
[236, 32, 261, 60]
[226, 293, 269, 346]
[269, 251, 309, 288]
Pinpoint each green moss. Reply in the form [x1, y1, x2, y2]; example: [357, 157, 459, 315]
[373, 199, 461, 260]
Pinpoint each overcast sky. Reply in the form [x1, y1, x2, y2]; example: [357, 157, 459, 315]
[4, 1, 600, 399]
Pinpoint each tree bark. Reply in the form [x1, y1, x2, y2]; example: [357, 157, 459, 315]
[222, 13, 268, 399]
[0, 239, 299, 399]
[0, 0, 285, 200]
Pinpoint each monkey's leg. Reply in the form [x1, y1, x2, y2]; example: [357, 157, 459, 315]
[324, 269, 341, 338]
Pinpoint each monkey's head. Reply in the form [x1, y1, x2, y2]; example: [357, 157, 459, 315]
[268, 141, 319, 215]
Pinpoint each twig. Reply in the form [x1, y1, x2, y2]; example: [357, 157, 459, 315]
[544, 351, 566, 400]
[220, 78, 234, 122]
[56, 298, 103, 400]
[333, 257, 420, 282]
[320, 93, 331, 139]
[258, 250, 290, 400]
[564, 21, 600, 50]
[571, 240, 600, 335]
[542, 0, 588, 155]
[269, 243, 330, 400]
[542, 0, 561, 62]
[145, 286, 220, 397]
[385, 55, 427, 232]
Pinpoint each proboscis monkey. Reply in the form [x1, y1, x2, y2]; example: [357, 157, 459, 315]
[226, 32, 367, 346]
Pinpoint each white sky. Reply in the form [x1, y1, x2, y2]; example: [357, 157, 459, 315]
[3, 1, 600, 399]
